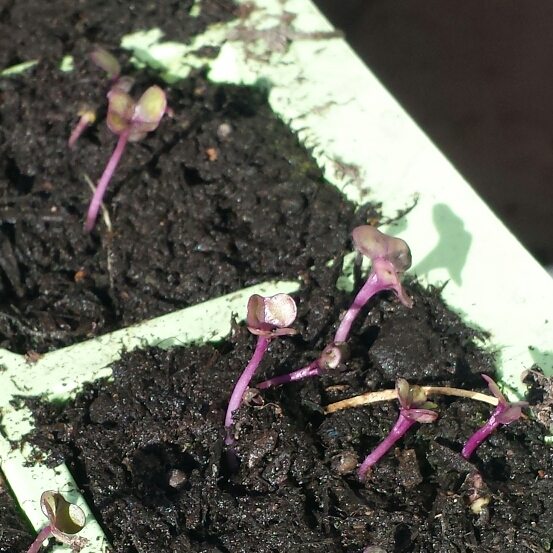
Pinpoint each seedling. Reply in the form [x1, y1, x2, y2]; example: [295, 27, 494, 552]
[85, 84, 167, 231]
[256, 341, 349, 389]
[89, 45, 121, 82]
[358, 379, 437, 481]
[461, 375, 528, 459]
[68, 46, 123, 148]
[334, 225, 413, 343]
[256, 225, 411, 389]
[224, 293, 296, 444]
[26, 491, 86, 553]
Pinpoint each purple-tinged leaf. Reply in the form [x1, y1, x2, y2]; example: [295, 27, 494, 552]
[396, 378, 411, 408]
[90, 45, 120, 79]
[112, 76, 135, 93]
[106, 88, 134, 135]
[495, 404, 525, 425]
[403, 408, 439, 424]
[129, 85, 167, 141]
[352, 225, 412, 273]
[481, 374, 507, 403]
[247, 293, 297, 337]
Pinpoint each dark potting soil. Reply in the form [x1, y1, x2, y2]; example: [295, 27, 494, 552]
[26, 278, 553, 553]
[0, 0, 364, 355]
[0, 473, 32, 553]
[4, 1, 553, 552]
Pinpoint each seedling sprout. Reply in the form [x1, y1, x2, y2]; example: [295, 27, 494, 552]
[358, 379, 437, 481]
[85, 84, 167, 231]
[89, 45, 121, 82]
[67, 46, 167, 229]
[68, 107, 96, 148]
[257, 225, 411, 389]
[334, 225, 412, 343]
[461, 375, 528, 459]
[224, 293, 297, 444]
[26, 491, 86, 553]
[256, 341, 349, 389]
[68, 46, 123, 148]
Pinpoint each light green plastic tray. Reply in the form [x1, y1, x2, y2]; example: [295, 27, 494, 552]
[1, 0, 551, 550]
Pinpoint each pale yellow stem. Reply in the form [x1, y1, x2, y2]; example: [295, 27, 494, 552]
[324, 386, 499, 414]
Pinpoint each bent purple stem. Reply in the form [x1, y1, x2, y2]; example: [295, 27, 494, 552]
[225, 336, 270, 444]
[461, 375, 527, 459]
[256, 342, 348, 389]
[26, 525, 53, 553]
[358, 411, 415, 480]
[86, 130, 129, 231]
[226, 293, 297, 442]
[335, 257, 411, 343]
[224, 294, 296, 447]
[257, 359, 320, 389]
[358, 379, 437, 481]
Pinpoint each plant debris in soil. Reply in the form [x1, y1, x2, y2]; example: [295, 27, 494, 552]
[26, 278, 553, 553]
[0, 0, 368, 355]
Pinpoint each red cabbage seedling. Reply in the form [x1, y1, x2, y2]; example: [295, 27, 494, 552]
[335, 225, 413, 343]
[224, 293, 297, 444]
[89, 45, 121, 82]
[68, 46, 124, 148]
[68, 107, 96, 148]
[85, 84, 167, 230]
[256, 225, 411, 389]
[461, 375, 527, 459]
[26, 491, 86, 553]
[358, 378, 437, 481]
[256, 341, 349, 389]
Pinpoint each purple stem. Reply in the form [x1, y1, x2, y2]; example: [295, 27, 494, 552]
[86, 130, 129, 231]
[461, 403, 507, 459]
[256, 359, 320, 389]
[68, 115, 90, 148]
[358, 412, 415, 481]
[335, 265, 387, 343]
[225, 336, 270, 443]
[26, 525, 52, 553]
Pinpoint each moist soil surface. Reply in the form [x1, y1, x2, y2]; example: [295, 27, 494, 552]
[27, 279, 553, 553]
[4, 1, 553, 553]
